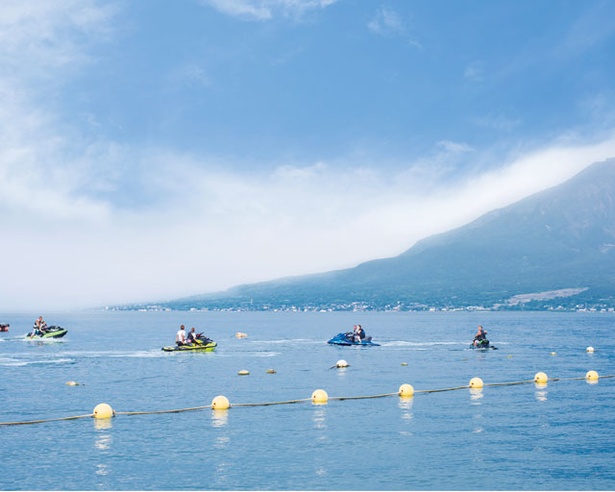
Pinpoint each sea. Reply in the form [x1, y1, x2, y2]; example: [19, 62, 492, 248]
[0, 309, 614, 491]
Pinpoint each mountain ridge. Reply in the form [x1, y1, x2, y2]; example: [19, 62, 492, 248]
[123, 158, 615, 311]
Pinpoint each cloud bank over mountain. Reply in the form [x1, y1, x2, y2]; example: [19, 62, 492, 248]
[2, 1, 615, 310]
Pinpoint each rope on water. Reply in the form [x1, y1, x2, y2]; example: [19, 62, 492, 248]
[1, 374, 612, 427]
[117, 405, 212, 416]
[333, 393, 397, 401]
[233, 398, 309, 407]
[416, 385, 470, 394]
[0, 414, 93, 426]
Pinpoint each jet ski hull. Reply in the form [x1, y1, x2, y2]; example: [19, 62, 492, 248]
[26, 326, 68, 339]
[327, 332, 380, 347]
[162, 341, 217, 352]
[470, 339, 497, 350]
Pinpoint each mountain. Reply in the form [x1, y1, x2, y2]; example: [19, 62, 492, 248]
[133, 158, 615, 311]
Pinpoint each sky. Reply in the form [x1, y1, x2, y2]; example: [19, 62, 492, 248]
[2, 0, 615, 311]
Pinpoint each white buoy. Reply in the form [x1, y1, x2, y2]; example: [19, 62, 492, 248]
[586, 346, 595, 353]
[335, 359, 349, 368]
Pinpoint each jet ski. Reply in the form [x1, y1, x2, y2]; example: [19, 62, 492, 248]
[26, 326, 68, 339]
[470, 338, 497, 350]
[327, 332, 380, 347]
[162, 334, 217, 352]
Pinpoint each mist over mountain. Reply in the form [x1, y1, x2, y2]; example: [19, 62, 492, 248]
[130, 158, 615, 311]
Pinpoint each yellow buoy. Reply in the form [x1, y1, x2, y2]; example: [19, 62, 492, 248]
[534, 372, 548, 384]
[266, 369, 276, 374]
[586, 346, 595, 353]
[550, 352, 557, 356]
[586, 370, 599, 381]
[469, 377, 484, 389]
[398, 383, 414, 398]
[65, 381, 79, 386]
[238, 370, 250, 376]
[335, 359, 349, 368]
[212, 395, 230, 410]
[311, 389, 328, 404]
[401, 362, 408, 366]
[92, 403, 115, 419]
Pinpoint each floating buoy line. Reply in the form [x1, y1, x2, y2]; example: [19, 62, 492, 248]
[1, 370, 611, 427]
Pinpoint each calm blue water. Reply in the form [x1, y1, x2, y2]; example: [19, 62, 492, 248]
[1, 310, 614, 491]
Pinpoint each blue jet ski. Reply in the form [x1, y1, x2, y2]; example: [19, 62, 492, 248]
[327, 332, 380, 347]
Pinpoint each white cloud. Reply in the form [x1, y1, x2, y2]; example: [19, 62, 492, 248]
[0, 0, 119, 219]
[201, 0, 337, 21]
[0, 0, 116, 77]
[464, 60, 485, 82]
[474, 113, 522, 132]
[560, 2, 615, 58]
[4, 129, 615, 311]
[367, 6, 422, 49]
[170, 63, 213, 89]
[368, 6, 403, 36]
[202, 0, 272, 20]
[437, 140, 475, 155]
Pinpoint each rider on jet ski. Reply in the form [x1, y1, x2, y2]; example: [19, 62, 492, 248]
[472, 325, 487, 346]
[353, 324, 366, 343]
[32, 316, 48, 337]
[186, 327, 200, 345]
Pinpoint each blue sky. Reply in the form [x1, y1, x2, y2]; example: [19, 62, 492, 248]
[2, 0, 615, 311]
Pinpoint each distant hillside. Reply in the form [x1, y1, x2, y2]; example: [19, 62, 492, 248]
[127, 158, 615, 311]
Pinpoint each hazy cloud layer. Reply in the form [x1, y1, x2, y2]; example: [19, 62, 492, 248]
[1, 1, 615, 310]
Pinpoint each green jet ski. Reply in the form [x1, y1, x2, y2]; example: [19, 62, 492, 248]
[26, 326, 68, 339]
[162, 334, 217, 352]
[470, 338, 497, 350]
